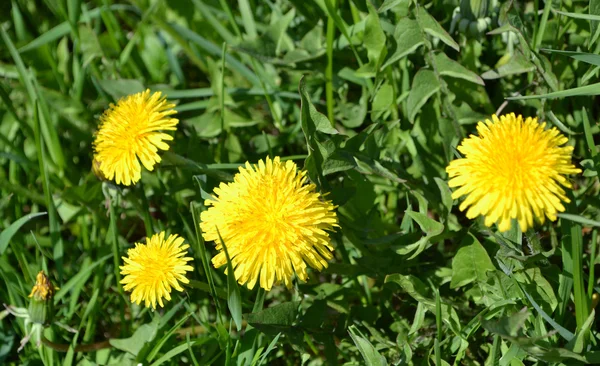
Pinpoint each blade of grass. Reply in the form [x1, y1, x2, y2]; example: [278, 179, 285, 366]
[33, 102, 64, 280]
[561, 199, 591, 332]
[542, 48, 600, 67]
[434, 288, 442, 365]
[325, 0, 336, 125]
[216, 228, 242, 332]
[534, 0, 552, 50]
[193, 0, 236, 44]
[17, 4, 137, 53]
[582, 107, 598, 157]
[0, 212, 46, 255]
[1, 27, 65, 169]
[238, 0, 257, 38]
[166, 22, 260, 86]
[190, 202, 223, 319]
[507, 82, 600, 100]
[589, 230, 597, 298]
[553, 9, 600, 21]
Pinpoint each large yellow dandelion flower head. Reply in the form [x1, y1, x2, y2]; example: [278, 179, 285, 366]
[446, 113, 581, 233]
[120, 232, 193, 309]
[200, 156, 339, 291]
[93, 89, 178, 186]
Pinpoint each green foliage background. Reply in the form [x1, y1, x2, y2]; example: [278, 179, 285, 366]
[2, 0, 600, 364]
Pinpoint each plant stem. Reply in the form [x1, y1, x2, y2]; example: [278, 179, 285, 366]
[325, 0, 336, 125]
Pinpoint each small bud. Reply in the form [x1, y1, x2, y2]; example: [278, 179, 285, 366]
[28, 271, 57, 325]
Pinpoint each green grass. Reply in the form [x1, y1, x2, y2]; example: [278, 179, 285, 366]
[2, 0, 600, 364]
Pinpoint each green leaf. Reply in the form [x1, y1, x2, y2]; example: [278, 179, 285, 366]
[257, 333, 282, 366]
[482, 309, 530, 338]
[382, 19, 424, 69]
[54, 254, 111, 302]
[395, 211, 444, 259]
[450, 233, 495, 288]
[298, 78, 338, 135]
[506, 82, 600, 99]
[416, 7, 459, 51]
[0, 212, 46, 255]
[149, 338, 213, 366]
[17, 5, 133, 53]
[481, 53, 535, 79]
[99, 79, 145, 101]
[434, 52, 484, 85]
[406, 69, 440, 122]
[348, 325, 388, 366]
[567, 309, 595, 353]
[371, 83, 394, 121]
[591, 0, 600, 45]
[248, 301, 299, 335]
[553, 9, 600, 21]
[357, 1, 386, 76]
[385, 274, 462, 335]
[434, 177, 453, 214]
[542, 48, 600, 67]
[109, 322, 159, 356]
[216, 230, 243, 331]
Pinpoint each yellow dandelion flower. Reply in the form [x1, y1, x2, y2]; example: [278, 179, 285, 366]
[29, 271, 57, 302]
[446, 113, 581, 232]
[120, 232, 193, 309]
[200, 156, 338, 291]
[93, 89, 178, 186]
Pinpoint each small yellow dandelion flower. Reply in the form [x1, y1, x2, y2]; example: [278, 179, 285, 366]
[29, 271, 57, 302]
[446, 113, 581, 232]
[120, 232, 193, 309]
[200, 156, 338, 291]
[93, 89, 178, 186]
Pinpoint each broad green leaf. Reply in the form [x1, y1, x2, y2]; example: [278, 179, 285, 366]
[394, 211, 444, 259]
[416, 7, 459, 51]
[322, 150, 357, 176]
[434, 177, 453, 214]
[434, 52, 484, 85]
[99, 79, 145, 101]
[516, 268, 558, 313]
[379, 0, 410, 13]
[109, 322, 159, 356]
[382, 19, 424, 69]
[385, 274, 462, 335]
[0, 212, 46, 255]
[450, 233, 495, 288]
[406, 69, 440, 122]
[348, 325, 388, 366]
[265, 8, 296, 55]
[371, 83, 394, 121]
[298, 78, 338, 135]
[482, 309, 530, 338]
[248, 301, 299, 334]
[481, 53, 535, 79]
[517, 281, 574, 341]
[357, 1, 386, 76]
